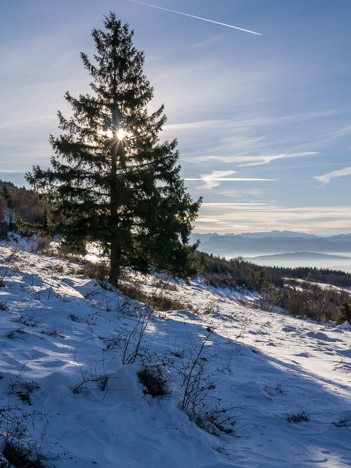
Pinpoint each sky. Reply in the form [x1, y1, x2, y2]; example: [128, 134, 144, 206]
[1, 0, 351, 235]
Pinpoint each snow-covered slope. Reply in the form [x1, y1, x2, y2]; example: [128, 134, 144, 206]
[0, 243, 350, 467]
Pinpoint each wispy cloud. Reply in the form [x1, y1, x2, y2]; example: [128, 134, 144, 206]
[128, 0, 263, 35]
[185, 170, 276, 190]
[201, 151, 318, 167]
[0, 170, 26, 174]
[164, 111, 342, 133]
[186, 170, 235, 190]
[164, 119, 230, 132]
[194, 205, 351, 234]
[238, 152, 318, 167]
[191, 34, 223, 49]
[202, 202, 268, 208]
[290, 125, 351, 153]
[313, 166, 351, 184]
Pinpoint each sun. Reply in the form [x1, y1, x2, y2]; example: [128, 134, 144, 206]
[117, 128, 132, 140]
[117, 128, 127, 140]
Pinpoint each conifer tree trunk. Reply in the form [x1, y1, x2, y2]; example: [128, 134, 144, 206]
[109, 107, 121, 287]
[109, 240, 121, 287]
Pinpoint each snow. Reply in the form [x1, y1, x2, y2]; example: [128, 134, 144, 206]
[0, 242, 351, 467]
[340, 321, 351, 330]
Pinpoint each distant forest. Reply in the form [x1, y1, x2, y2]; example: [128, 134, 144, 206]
[197, 251, 351, 289]
[0, 179, 47, 227]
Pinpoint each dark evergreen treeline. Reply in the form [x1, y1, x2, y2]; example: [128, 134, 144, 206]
[197, 251, 351, 289]
[0, 180, 48, 237]
[197, 251, 351, 322]
[265, 265, 351, 288]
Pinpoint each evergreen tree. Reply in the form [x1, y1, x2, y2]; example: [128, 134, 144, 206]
[336, 299, 351, 325]
[1, 186, 13, 209]
[26, 12, 201, 287]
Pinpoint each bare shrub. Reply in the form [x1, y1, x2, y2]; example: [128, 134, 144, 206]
[5, 251, 20, 264]
[257, 281, 282, 312]
[153, 278, 178, 292]
[2, 441, 46, 468]
[283, 283, 340, 322]
[179, 330, 214, 414]
[0, 405, 48, 467]
[0, 275, 6, 288]
[137, 364, 169, 397]
[121, 307, 152, 365]
[35, 237, 52, 254]
[16, 316, 40, 328]
[237, 297, 247, 307]
[55, 244, 83, 264]
[119, 281, 187, 311]
[83, 261, 109, 283]
[192, 405, 236, 435]
[287, 410, 310, 423]
[72, 373, 109, 395]
[118, 281, 146, 303]
[175, 329, 236, 435]
[8, 381, 40, 406]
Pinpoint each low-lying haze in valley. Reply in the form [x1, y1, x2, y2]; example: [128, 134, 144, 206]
[191, 231, 351, 272]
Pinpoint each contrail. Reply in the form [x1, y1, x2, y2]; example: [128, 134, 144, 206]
[128, 0, 262, 36]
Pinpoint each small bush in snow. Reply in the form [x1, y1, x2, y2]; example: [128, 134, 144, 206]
[72, 374, 109, 395]
[287, 410, 310, 423]
[83, 261, 110, 283]
[283, 283, 341, 322]
[119, 281, 187, 311]
[121, 307, 152, 365]
[192, 404, 236, 435]
[35, 237, 52, 254]
[175, 329, 236, 435]
[257, 281, 282, 312]
[0, 405, 48, 468]
[1, 441, 46, 468]
[8, 381, 40, 406]
[137, 364, 169, 397]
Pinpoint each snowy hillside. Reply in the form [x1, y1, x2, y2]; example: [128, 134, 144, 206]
[0, 243, 351, 467]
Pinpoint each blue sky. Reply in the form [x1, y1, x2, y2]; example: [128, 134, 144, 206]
[1, 0, 350, 234]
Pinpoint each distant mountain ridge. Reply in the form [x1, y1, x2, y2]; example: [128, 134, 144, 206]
[190, 231, 351, 256]
[246, 251, 351, 273]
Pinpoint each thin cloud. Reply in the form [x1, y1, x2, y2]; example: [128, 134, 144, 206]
[185, 170, 276, 190]
[192, 151, 318, 166]
[164, 119, 229, 131]
[194, 205, 351, 234]
[128, 0, 263, 36]
[191, 34, 223, 49]
[313, 166, 351, 184]
[202, 202, 268, 208]
[164, 110, 342, 133]
[302, 125, 351, 149]
[238, 152, 318, 167]
[0, 170, 26, 174]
